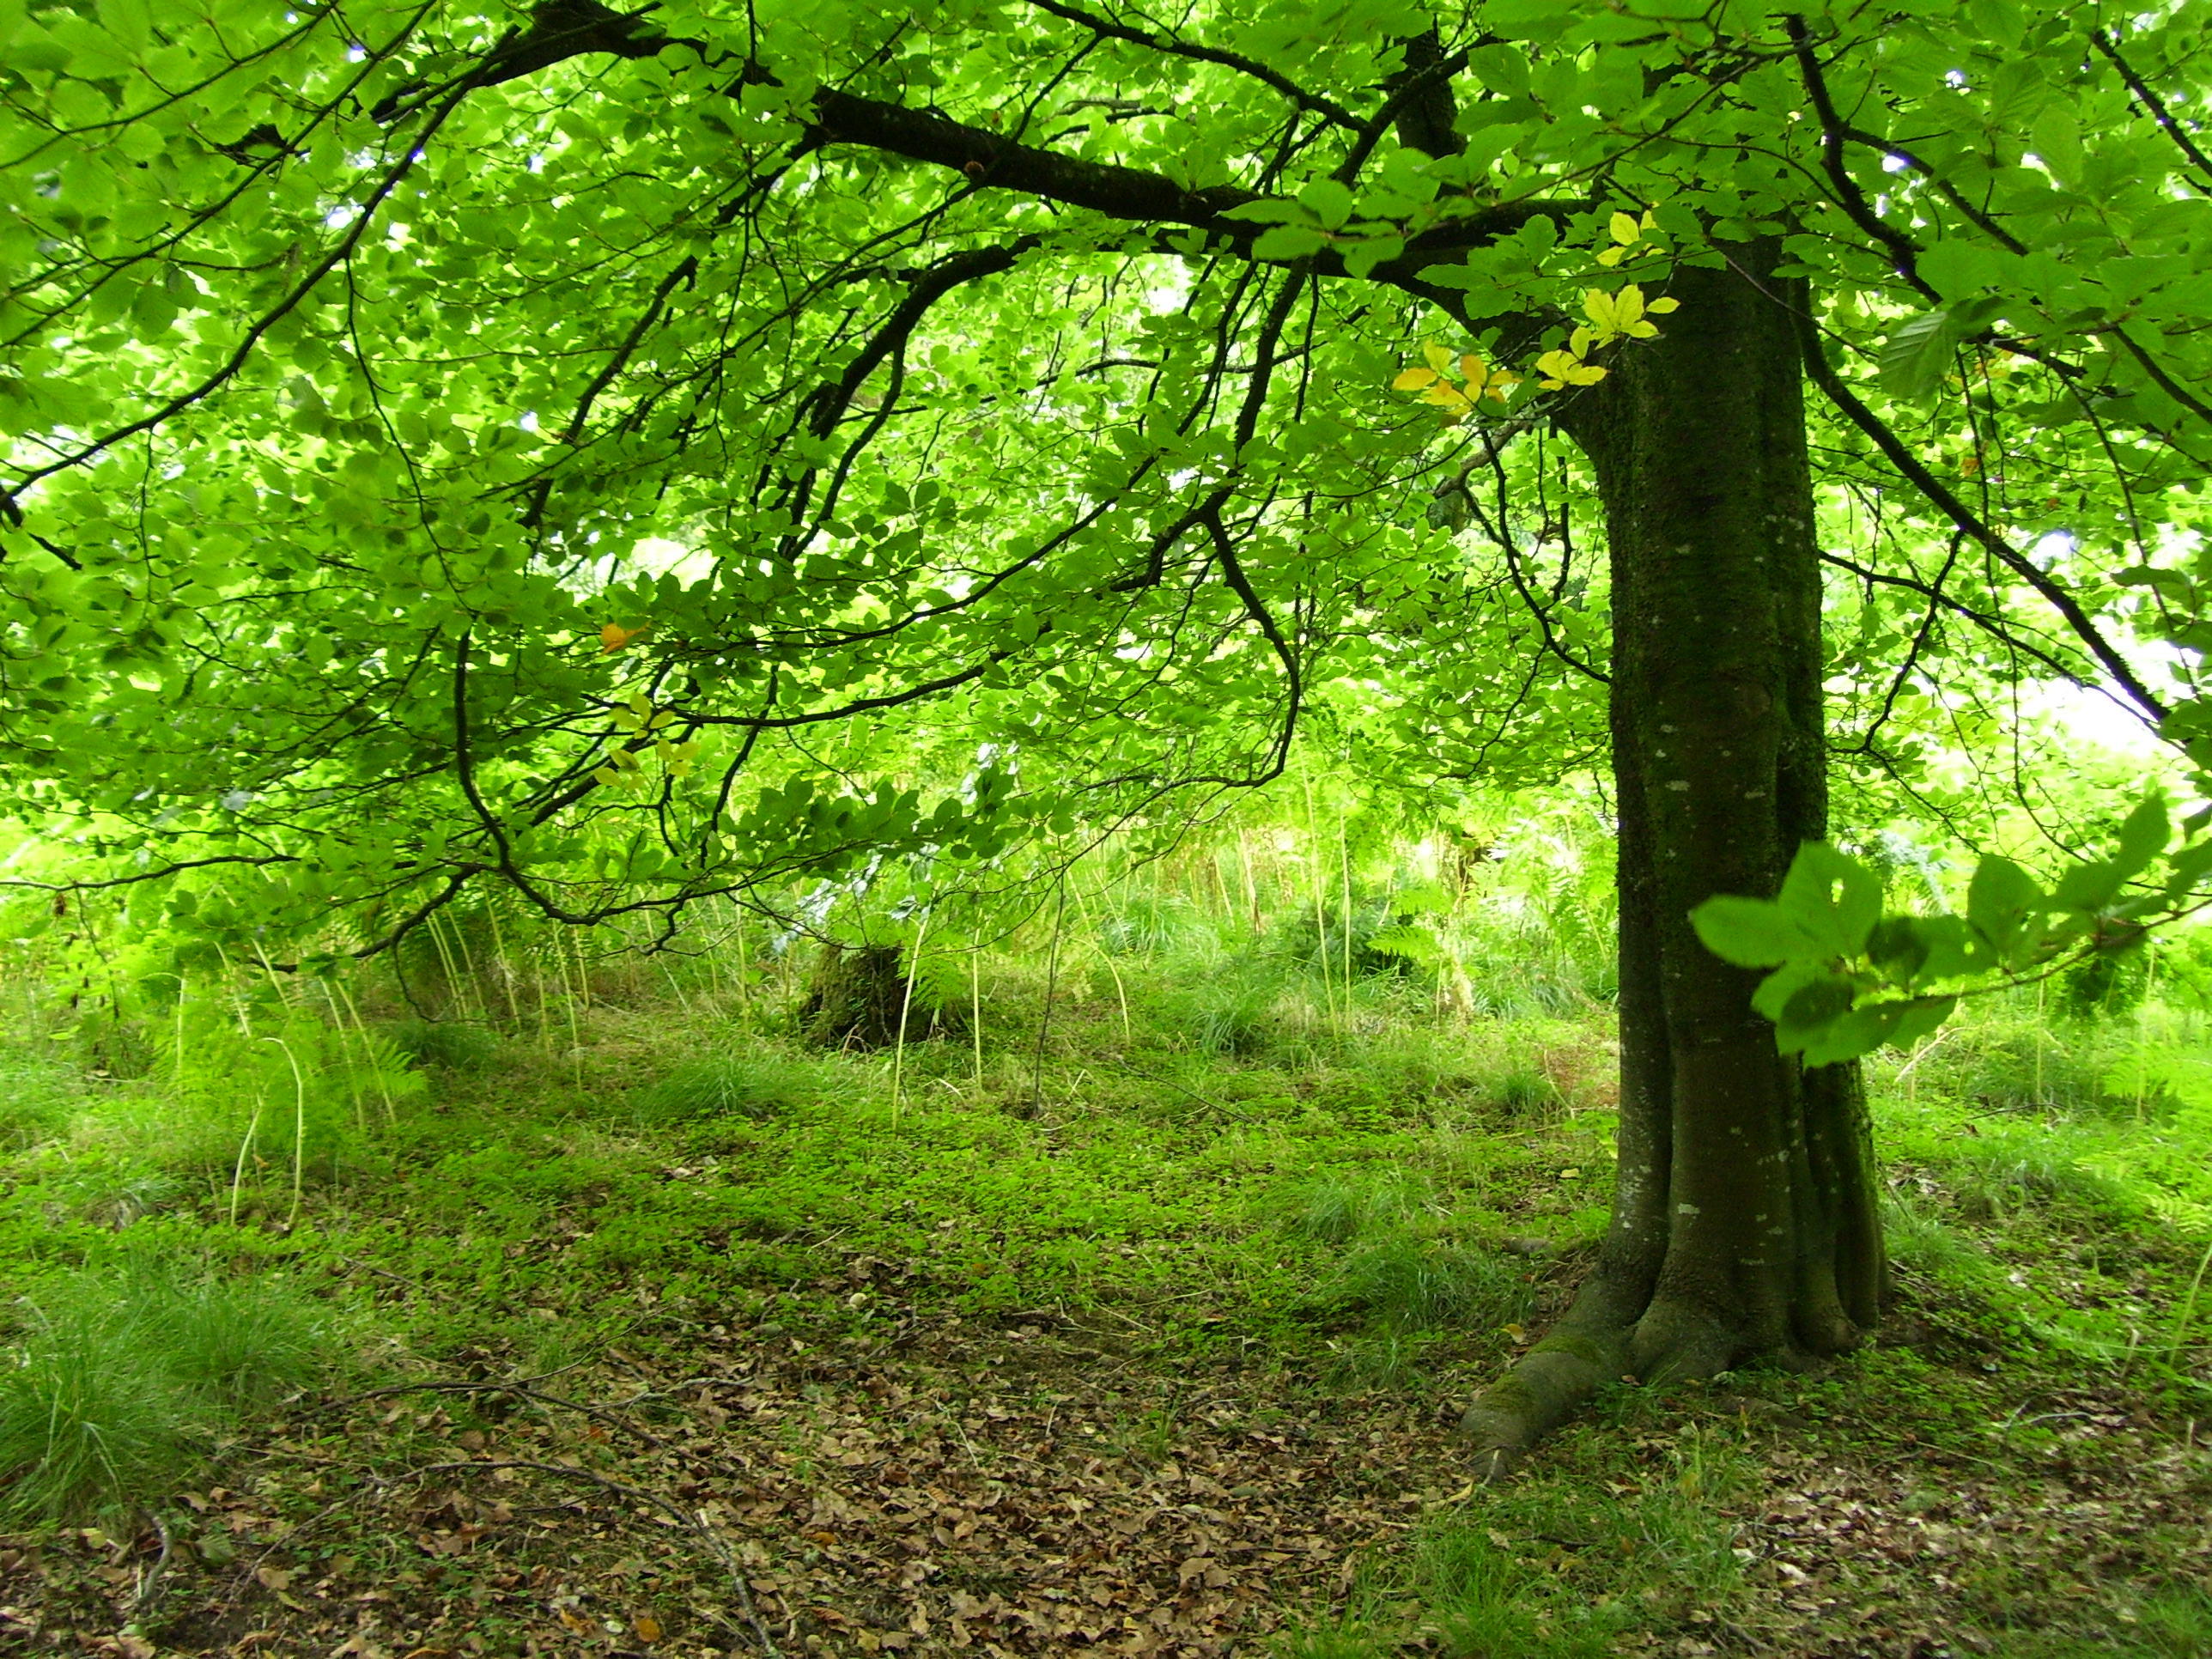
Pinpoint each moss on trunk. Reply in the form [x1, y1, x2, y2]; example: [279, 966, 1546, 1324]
[1462, 246, 1885, 1473]
[800, 944, 955, 1050]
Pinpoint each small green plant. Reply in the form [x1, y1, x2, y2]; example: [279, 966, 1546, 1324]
[0, 1053, 80, 1150]
[1323, 1328, 1440, 1390]
[61, 1165, 186, 1230]
[2134, 1586, 2212, 1658]
[148, 1272, 331, 1409]
[1281, 1170, 1424, 1246]
[633, 1052, 820, 1124]
[1486, 1064, 1560, 1120]
[1310, 1073, 1394, 1132]
[0, 1267, 334, 1525]
[1176, 970, 1283, 1057]
[389, 1019, 501, 1073]
[1316, 1234, 1530, 1334]
[0, 1300, 188, 1528]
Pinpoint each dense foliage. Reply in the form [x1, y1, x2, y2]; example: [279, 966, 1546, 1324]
[4, 0, 2208, 1026]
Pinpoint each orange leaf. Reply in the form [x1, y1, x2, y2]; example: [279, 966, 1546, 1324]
[635, 1614, 665, 1644]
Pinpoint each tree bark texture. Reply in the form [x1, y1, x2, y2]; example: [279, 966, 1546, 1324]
[1461, 249, 1886, 1474]
[800, 944, 953, 1049]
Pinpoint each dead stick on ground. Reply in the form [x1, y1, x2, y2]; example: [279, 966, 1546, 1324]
[375, 1458, 782, 1657]
[322, 1377, 671, 1448]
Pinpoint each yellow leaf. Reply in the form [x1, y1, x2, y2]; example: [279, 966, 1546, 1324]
[1647, 295, 1679, 314]
[1569, 324, 1595, 358]
[599, 621, 647, 653]
[1609, 210, 1641, 246]
[1535, 349, 1579, 389]
[635, 1614, 665, 1644]
[1422, 341, 1456, 377]
[1536, 349, 1607, 390]
[1596, 246, 1625, 267]
[1392, 366, 1441, 391]
[1419, 382, 1475, 416]
[1458, 352, 1487, 382]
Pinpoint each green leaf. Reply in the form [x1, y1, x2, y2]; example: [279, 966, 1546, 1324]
[1468, 44, 1533, 97]
[1252, 224, 1329, 260]
[1296, 178, 1358, 230]
[1752, 960, 1827, 1023]
[1966, 856, 2046, 968]
[1775, 842, 1883, 959]
[1887, 996, 1958, 1051]
[1390, 880, 1456, 915]
[2111, 793, 2169, 880]
[2162, 837, 2212, 905]
[1918, 240, 2005, 301]
[1365, 921, 1442, 965]
[1877, 309, 1960, 404]
[1799, 1002, 1905, 1066]
[2027, 105, 2085, 191]
[2051, 857, 2125, 916]
[1218, 199, 1308, 225]
[1774, 972, 1860, 1056]
[1912, 915, 1998, 981]
[1865, 915, 1929, 986]
[1691, 895, 1816, 967]
[1342, 234, 1407, 278]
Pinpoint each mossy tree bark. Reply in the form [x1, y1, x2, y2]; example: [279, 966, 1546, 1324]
[801, 944, 952, 1049]
[1461, 247, 1885, 1475]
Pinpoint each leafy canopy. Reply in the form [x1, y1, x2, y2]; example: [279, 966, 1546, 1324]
[1, 0, 2208, 1006]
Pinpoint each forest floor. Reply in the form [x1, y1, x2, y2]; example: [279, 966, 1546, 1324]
[3, 965, 2211, 1658]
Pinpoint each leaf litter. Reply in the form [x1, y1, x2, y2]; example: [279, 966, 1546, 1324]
[3, 1250, 2207, 1659]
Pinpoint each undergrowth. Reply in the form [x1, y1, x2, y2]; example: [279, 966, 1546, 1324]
[0, 804, 2207, 1653]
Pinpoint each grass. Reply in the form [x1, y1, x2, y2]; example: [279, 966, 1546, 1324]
[629, 1048, 824, 1126]
[0, 1265, 333, 1524]
[0, 816, 2206, 1653]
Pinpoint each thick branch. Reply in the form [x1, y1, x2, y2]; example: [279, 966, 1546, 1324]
[1384, 26, 1467, 161]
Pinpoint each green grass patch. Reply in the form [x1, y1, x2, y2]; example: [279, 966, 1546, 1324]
[0, 1264, 337, 1524]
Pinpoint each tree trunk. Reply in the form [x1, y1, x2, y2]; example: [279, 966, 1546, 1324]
[801, 944, 952, 1049]
[1461, 248, 1886, 1475]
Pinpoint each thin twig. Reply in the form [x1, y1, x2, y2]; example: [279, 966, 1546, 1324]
[379, 1458, 784, 1656]
[320, 1378, 669, 1449]
[131, 1512, 174, 1616]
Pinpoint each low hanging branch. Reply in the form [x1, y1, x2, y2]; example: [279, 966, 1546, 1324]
[1792, 311, 2169, 725]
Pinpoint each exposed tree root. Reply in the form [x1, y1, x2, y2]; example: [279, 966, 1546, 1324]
[1459, 1277, 1870, 1480]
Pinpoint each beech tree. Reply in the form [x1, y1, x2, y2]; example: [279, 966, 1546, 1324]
[4, 0, 2209, 1465]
